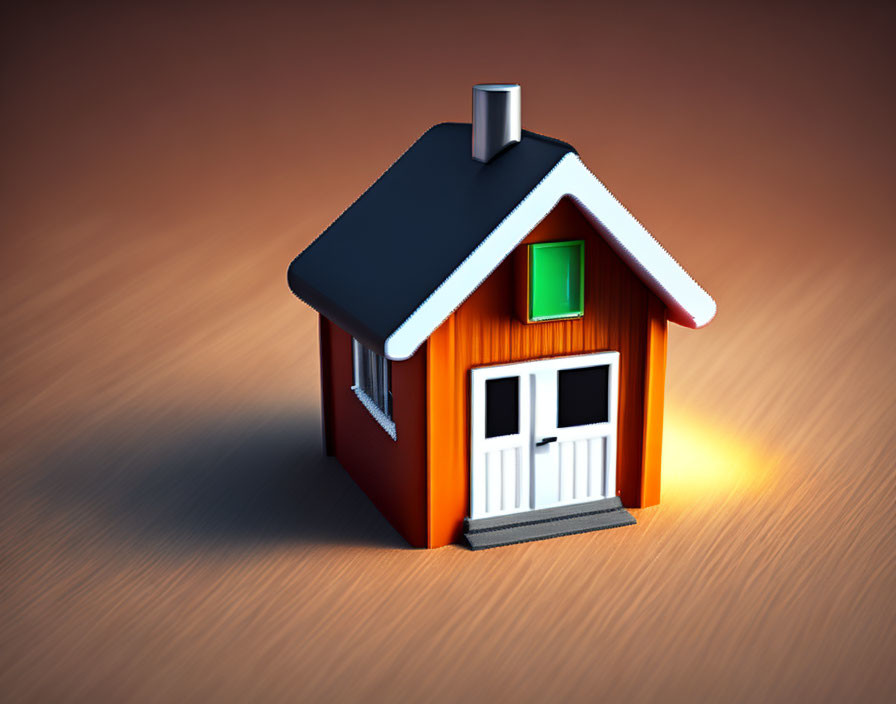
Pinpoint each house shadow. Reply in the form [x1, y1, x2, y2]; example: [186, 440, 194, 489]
[31, 407, 409, 555]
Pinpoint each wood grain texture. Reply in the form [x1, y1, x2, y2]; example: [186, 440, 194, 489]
[323, 319, 428, 547]
[426, 312, 462, 548]
[1, 2, 894, 702]
[641, 295, 668, 506]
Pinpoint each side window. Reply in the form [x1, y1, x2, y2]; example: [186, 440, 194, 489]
[352, 339, 395, 439]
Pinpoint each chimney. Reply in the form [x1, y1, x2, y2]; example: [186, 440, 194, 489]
[472, 84, 521, 163]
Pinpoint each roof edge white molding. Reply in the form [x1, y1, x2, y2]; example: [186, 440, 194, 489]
[384, 153, 716, 360]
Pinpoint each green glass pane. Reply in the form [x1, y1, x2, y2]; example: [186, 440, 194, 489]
[529, 241, 584, 321]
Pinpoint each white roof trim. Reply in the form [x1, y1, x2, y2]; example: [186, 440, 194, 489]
[384, 153, 716, 360]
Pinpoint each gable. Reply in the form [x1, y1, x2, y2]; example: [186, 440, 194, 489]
[384, 153, 715, 360]
[449, 196, 660, 363]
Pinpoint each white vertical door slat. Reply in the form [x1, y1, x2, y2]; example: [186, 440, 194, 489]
[487, 450, 502, 514]
[472, 453, 485, 517]
[501, 448, 515, 511]
[560, 441, 574, 502]
[574, 439, 588, 499]
[518, 445, 529, 513]
[586, 438, 596, 497]
[605, 435, 616, 499]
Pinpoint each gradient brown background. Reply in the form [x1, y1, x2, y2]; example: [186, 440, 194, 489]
[2, 1, 894, 702]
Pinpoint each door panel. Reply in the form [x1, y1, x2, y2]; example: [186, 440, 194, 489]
[476, 447, 524, 516]
[470, 369, 531, 519]
[532, 360, 617, 509]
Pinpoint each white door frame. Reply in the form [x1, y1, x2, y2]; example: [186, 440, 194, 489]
[469, 351, 619, 520]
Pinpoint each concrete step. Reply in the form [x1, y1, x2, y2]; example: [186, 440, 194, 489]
[464, 496, 636, 550]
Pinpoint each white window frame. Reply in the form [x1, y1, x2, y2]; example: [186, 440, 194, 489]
[469, 351, 619, 519]
[351, 339, 396, 441]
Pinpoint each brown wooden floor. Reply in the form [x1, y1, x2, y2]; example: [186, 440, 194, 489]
[2, 3, 894, 702]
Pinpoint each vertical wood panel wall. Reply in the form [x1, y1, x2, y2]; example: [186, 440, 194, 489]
[319, 315, 336, 456]
[427, 197, 666, 547]
[641, 298, 668, 507]
[322, 318, 428, 547]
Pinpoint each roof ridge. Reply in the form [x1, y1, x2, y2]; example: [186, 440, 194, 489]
[427, 122, 576, 154]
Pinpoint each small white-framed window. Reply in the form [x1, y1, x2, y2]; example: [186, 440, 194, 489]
[351, 339, 396, 440]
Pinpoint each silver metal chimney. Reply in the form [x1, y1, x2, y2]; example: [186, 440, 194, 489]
[472, 84, 521, 163]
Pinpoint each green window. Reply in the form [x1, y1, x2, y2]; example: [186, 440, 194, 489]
[528, 240, 585, 321]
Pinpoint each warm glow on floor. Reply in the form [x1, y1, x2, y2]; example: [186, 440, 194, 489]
[661, 409, 772, 500]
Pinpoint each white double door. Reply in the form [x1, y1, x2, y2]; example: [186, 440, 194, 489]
[469, 351, 619, 520]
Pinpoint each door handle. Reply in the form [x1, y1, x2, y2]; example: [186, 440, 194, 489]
[536, 436, 558, 447]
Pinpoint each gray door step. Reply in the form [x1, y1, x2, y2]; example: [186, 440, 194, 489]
[464, 496, 636, 550]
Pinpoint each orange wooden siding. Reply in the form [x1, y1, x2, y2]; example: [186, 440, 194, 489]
[640, 296, 667, 507]
[425, 314, 461, 548]
[321, 316, 429, 547]
[426, 197, 666, 547]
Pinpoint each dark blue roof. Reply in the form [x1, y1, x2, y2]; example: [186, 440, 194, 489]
[287, 122, 576, 354]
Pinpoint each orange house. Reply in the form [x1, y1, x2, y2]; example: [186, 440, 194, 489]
[288, 85, 715, 549]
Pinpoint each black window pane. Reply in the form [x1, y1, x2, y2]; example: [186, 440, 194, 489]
[485, 376, 519, 438]
[557, 365, 609, 427]
[355, 341, 392, 419]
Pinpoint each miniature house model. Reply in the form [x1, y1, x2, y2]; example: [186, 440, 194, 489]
[288, 85, 715, 549]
